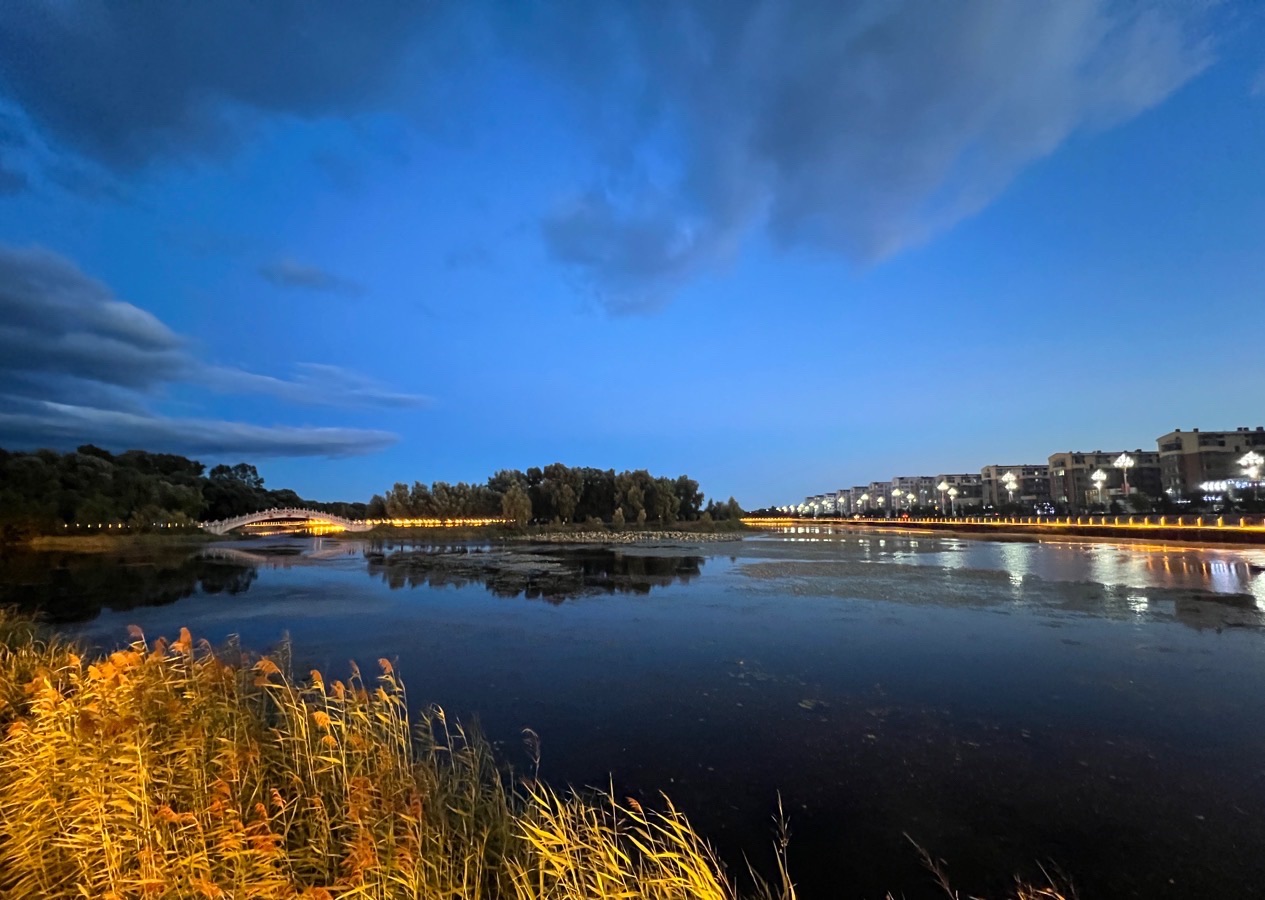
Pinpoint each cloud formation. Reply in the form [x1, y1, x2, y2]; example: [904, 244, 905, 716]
[528, 1, 1212, 310]
[0, 402, 397, 459]
[259, 259, 365, 296]
[0, 1, 435, 169]
[0, 243, 422, 456]
[0, 1, 1217, 314]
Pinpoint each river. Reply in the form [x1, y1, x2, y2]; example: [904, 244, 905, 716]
[4, 528, 1265, 898]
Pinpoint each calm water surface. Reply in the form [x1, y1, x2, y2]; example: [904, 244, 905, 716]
[6, 529, 1265, 899]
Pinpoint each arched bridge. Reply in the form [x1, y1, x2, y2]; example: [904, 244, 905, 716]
[200, 507, 374, 535]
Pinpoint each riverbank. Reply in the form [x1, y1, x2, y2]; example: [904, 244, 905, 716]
[17, 532, 225, 554]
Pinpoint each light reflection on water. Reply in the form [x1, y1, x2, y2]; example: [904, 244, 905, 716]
[6, 533, 1265, 899]
[765, 525, 1265, 602]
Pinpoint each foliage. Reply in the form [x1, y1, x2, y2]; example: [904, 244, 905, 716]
[502, 483, 533, 529]
[0, 446, 364, 537]
[0, 615, 794, 900]
[380, 464, 725, 527]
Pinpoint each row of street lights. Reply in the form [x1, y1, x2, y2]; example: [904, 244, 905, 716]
[789, 451, 1264, 518]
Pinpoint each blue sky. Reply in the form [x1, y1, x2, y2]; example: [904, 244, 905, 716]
[0, 2, 1261, 508]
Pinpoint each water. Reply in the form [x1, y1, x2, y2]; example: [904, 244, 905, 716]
[5, 530, 1265, 898]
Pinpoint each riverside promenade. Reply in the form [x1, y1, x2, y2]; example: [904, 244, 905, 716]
[742, 515, 1265, 547]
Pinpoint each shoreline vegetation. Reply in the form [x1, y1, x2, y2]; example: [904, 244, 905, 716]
[0, 445, 748, 545]
[0, 611, 1071, 900]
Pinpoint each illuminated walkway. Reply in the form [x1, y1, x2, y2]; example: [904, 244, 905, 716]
[742, 515, 1265, 545]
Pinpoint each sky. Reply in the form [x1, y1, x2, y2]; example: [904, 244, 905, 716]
[0, 1, 1262, 508]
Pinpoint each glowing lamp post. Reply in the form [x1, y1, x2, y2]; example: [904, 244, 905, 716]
[1091, 469, 1108, 508]
[948, 487, 959, 517]
[937, 480, 950, 515]
[892, 488, 904, 514]
[1242, 451, 1264, 502]
[1113, 453, 1135, 497]
[859, 493, 870, 515]
[1002, 471, 1018, 507]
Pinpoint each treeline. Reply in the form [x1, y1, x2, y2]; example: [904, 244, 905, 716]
[370, 464, 744, 527]
[0, 446, 365, 538]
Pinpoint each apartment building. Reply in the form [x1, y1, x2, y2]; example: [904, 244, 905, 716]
[1046, 449, 1161, 511]
[932, 473, 984, 512]
[1156, 427, 1265, 495]
[979, 464, 1051, 509]
[866, 481, 893, 513]
[890, 475, 938, 510]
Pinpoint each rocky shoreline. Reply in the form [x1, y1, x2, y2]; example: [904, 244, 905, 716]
[524, 529, 745, 544]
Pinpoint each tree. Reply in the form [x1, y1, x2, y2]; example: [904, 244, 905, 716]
[673, 475, 703, 521]
[209, 463, 264, 490]
[651, 477, 680, 525]
[501, 483, 532, 528]
[384, 483, 412, 518]
[557, 483, 578, 524]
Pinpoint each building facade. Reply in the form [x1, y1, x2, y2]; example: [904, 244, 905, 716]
[890, 475, 937, 511]
[1046, 449, 1161, 512]
[932, 474, 984, 513]
[979, 465, 1052, 509]
[866, 481, 893, 515]
[1156, 427, 1265, 495]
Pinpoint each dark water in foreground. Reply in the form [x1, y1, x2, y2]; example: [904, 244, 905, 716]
[5, 530, 1265, 898]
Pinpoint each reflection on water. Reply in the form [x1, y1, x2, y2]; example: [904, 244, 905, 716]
[0, 539, 706, 621]
[4, 534, 1265, 899]
[364, 544, 704, 602]
[0, 549, 257, 623]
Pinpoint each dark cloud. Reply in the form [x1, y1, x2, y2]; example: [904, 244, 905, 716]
[525, 1, 1212, 310]
[0, 245, 187, 391]
[0, 1, 436, 169]
[0, 243, 423, 457]
[0, 403, 397, 459]
[259, 259, 365, 296]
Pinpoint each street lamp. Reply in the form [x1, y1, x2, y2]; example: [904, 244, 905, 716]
[1242, 451, 1264, 502]
[1113, 453, 1135, 497]
[937, 480, 950, 514]
[1002, 471, 1018, 507]
[1091, 469, 1108, 508]
[892, 488, 904, 514]
[948, 486, 959, 517]
[859, 492, 870, 515]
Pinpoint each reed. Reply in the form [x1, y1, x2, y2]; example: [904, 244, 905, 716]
[0, 611, 790, 899]
[0, 609, 1072, 899]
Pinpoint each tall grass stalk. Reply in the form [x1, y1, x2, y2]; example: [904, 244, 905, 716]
[0, 610, 789, 899]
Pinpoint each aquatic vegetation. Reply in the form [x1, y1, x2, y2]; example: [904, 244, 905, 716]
[0, 609, 787, 899]
[0, 608, 1072, 899]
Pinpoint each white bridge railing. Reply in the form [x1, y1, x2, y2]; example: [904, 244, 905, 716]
[199, 507, 373, 535]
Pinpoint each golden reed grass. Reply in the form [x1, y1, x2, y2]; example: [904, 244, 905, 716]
[0, 609, 1071, 899]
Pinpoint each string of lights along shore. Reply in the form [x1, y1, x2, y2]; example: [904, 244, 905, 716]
[786, 426, 1265, 518]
